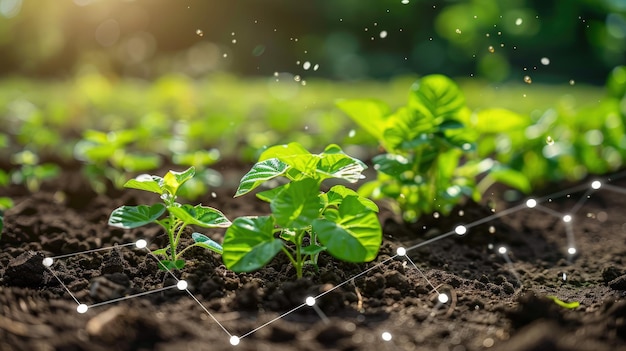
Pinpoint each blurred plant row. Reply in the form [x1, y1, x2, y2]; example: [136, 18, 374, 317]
[1, 68, 625, 223]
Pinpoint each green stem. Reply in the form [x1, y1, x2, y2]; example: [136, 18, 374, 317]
[281, 246, 301, 278]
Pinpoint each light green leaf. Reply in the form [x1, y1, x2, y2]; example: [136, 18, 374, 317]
[473, 109, 529, 133]
[124, 174, 164, 195]
[313, 196, 381, 262]
[271, 178, 321, 229]
[108, 204, 166, 229]
[152, 248, 168, 256]
[301, 244, 326, 256]
[259, 142, 319, 178]
[410, 74, 465, 118]
[336, 98, 390, 141]
[383, 107, 433, 150]
[158, 259, 185, 270]
[372, 153, 412, 177]
[168, 204, 231, 228]
[222, 216, 283, 272]
[235, 158, 289, 197]
[163, 166, 195, 196]
[324, 185, 378, 212]
[256, 184, 286, 203]
[488, 167, 532, 194]
[192, 232, 223, 254]
[0, 197, 13, 210]
[316, 146, 366, 183]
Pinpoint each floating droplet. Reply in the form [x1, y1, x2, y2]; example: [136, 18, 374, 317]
[433, 212, 440, 219]
[401, 0, 409, 4]
[195, 29, 204, 37]
[546, 136, 554, 145]
[489, 226, 496, 234]
[523, 75, 532, 84]
[379, 30, 388, 39]
[515, 18, 523, 26]
[273, 71, 279, 77]
[569, 79, 575, 85]
[348, 129, 356, 138]
[294, 75, 301, 82]
[222, 53, 228, 58]
[541, 57, 550, 65]
[313, 64, 319, 71]
[488, 46, 495, 53]
[455, 28, 462, 34]
[303, 61, 311, 70]
[231, 39, 237, 44]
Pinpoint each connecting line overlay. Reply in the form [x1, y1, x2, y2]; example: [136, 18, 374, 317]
[39, 172, 626, 345]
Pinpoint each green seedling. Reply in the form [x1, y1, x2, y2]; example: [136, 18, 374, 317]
[222, 142, 382, 279]
[547, 295, 580, 309]
[108, 166, 230, 270]
[338, 74, 530, 222]
[10, 150, 60, 192]
[172, 149, 223, 200]
[74, 129, 161, 193]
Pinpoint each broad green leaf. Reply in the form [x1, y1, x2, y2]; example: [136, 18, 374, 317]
[473, 109, 529, 133]
[336, 99, 390, 141]
[383, 107, 433, 150]
[192, 232, 224, 254]
[313, 196, 381, 262]
[258, 142, 319, 178]
[173, 149, 220, 167]
[372, 153, 412, 177]
[317, 149, 366, 183]
[158, 259, 185, 270]
[324, 185, 378, 212]
[301, 244, 327, 256]
[235, 158, 289, 197]
[108, 204, 166, 229]
[124, 174, 164, 195]
[222, 216, 283, 272]
[256, 184, 286, 203]
[410, 74, 465, 118]
[488, 167, 532, 193]
[168, 204, 231, 228]
[0, 197, 13, 210]
[271, 178, 320, 229]
[163, 166, 195, 196]
[120, 153, 162, 172]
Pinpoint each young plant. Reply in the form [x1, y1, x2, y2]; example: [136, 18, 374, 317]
[338, 74, 530, 222]
[10, 150, 60, 192]
[222, 142, 382, 279]
[108, 166, 230, 270]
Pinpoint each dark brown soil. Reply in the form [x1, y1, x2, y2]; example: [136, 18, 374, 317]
[2, 166, 626, 351]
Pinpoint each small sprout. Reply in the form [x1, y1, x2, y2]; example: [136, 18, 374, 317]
[109, 167, 230, 270]
[547, 296, 580, 309]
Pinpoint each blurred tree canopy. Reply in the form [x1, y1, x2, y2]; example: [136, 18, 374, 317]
[0, 0, 624, 84]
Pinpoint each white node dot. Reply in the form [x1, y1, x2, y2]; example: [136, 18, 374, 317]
[42, 257, 54, 267]
[563, 215, 572, 223]
[76, 304, 89, 314]
[438, 293, 449, 304]
[591, 181, 601, 190]
[230, 336, 240, 346]
[305, 296, 316, 306]
[498, 246, 507, 254]
[135, 239, 147, 249]
[567, 247, 577, 255]
[396, 247, 406, 256]
[526, 199, 537, 208]
[455, 225, 467, 235]
[177, 280, 188, 290]
[381, 332, 392, 341]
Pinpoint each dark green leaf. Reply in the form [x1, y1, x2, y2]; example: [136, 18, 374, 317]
[372, 153, 412, 177]
[108, 204, 166, 229]
[168, 204, 231, 228]
[271, 178, 321, 229]
[222, 216, 283, 272]
[314, 196, 382, 262]
[301, 244, 327, 256]
[324, 185, 378, 212]
[235, 158, 289, 197]
[158, 259, 185, 270]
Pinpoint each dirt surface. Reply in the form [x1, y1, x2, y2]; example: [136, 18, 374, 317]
[1, 164, 626, 351]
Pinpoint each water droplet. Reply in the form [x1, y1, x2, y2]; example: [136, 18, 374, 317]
[303, 61, 311, 70]
[232, 39, 237, 44]
[455, 28, 462, 34]
[231, 32, 236, 36]
[433, 212, 440, 219]
[488, 46, 495, 53]
[523, 75, 532, 84]
[515, 18, 523, 26]
[379, 30, 388, 39]
[546, 136, 554, 145]
[211, 192, 217, 198]
[222, 53, 228, 58]
[541, 57, 550, 65]
[489, 226, 496, 234]
[273, 71, 279, 77]
[569, 79, 576, 85]
[458, 210, 464, 216]
[401, 0, 409, 4]
[294, 75, 301, 82]
[313, 64, 319, 71]
[195, 29, 204, 37]
[348, 129, 356, 138]
[301, 80, 307, 86]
